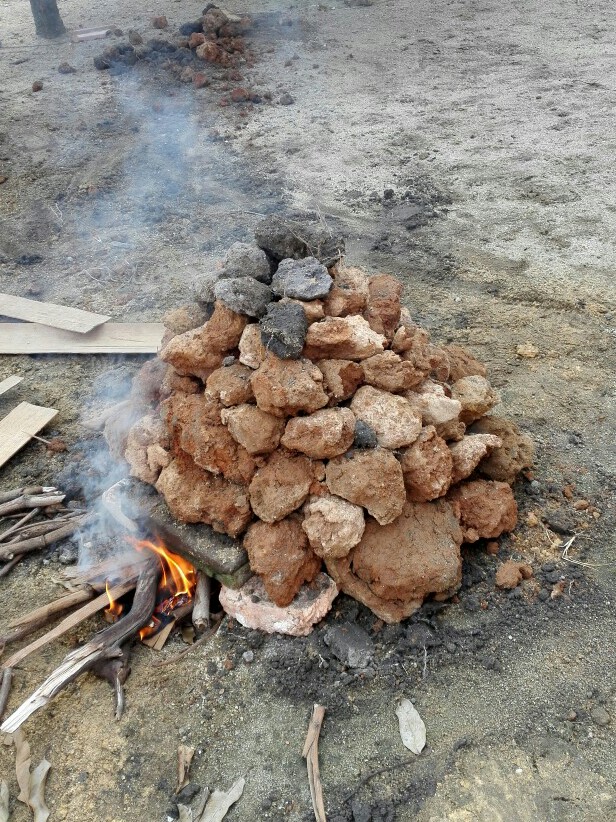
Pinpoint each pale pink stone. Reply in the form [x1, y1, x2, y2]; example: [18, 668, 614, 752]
[238, 323, 266, 369]
[351, 385, 422, 449]
[449, 433, 503, 484]
[220, 573, 338, 636]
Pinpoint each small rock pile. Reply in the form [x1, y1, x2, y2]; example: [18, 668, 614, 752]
[112, 214, 534, 624]
[94, 5, 254, 90]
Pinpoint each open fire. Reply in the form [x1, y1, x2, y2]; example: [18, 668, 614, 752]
[104, 536, 197, 640]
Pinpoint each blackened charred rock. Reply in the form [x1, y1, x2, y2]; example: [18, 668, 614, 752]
[353, 419, 378, 449]
[259, 301, 308, 359]
[222, 241, 272, 284]
[255, 213, 346, 267]
[94, 44, 137, 70]
[15, 253, 43, 265]
[324, 622, 375, 669]
[146, 38, 177, 53]
[175, 783, 200, 804]
[192, 271, 220, 304]
[214, 277, 272, 318]
[271, 256, 333, 300]
[543, 510, 575, 535]
[179, 20, 204, 36]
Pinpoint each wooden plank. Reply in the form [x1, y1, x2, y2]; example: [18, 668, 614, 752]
[0, 376, 22, 396]
[0, 323, 165, 354]
[0, 293, 110, 333]
[0, 402, 58, 468]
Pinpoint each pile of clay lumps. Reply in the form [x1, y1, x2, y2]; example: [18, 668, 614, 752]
[118, 214, 534, 623]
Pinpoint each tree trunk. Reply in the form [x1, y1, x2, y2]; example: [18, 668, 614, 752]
[29, 0, 66, 39]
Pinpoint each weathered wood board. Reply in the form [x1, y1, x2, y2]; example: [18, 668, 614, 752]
[0, 323, 165, 354]
[0, 402, 58, 468]
[0, 376, 23, 396]
[0, 293, 110, 333]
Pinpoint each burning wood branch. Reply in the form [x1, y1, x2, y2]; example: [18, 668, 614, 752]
[1, 558, 160, 733]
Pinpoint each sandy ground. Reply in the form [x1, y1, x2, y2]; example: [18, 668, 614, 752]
[0, 0, 615, 820]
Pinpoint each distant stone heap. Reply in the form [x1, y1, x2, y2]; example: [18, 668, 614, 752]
[115, 215, 534, 623]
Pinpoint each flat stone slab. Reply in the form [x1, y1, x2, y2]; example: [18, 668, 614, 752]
[106, 478, 250, 589]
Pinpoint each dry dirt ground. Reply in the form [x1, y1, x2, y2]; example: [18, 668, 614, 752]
[1, 0, 615, 820]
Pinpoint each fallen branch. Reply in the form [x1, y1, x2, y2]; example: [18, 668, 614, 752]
[339, 758, 417, 806]
[8, 587, 95, 629]
[0, 486, 53, 505]
[63, 552, 149, 590]
[0, 493, 65, 518]
[0, 587, 96, 650]
[0, 556, 23, 578]
[2, 511, 84, 542]
[92, 643, 132, 720]
[1, 559, 159, 732]
[0, 508, 38, 541]
[302, 704, 327, 822]
[1, 581, 135, 669]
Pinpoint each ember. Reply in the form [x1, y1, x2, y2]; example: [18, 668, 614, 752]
[104, 581, 123, 622]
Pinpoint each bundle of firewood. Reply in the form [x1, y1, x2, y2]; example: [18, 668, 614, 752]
[0, 486, 88, 577]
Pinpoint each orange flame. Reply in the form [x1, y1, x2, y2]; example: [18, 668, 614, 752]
[105, 581, 123, 621]
[126, 536, 197, 640]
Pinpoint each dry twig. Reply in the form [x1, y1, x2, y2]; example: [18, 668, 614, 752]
[0, 668, 12, 721]
[0, 515, 90, 562]
[0, 493, 65, 518]
[0, 779, 8, 822]
[192, 571, 211, 632]
[1, 581, 135, 669]
[0, 508, 38, 542]
[151, 617, 222, 668]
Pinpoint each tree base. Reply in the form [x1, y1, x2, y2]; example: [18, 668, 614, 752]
[30, 0, 66, 39]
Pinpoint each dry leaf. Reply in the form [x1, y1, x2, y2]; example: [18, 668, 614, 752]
[199, 778, 245, 822]
[29, 759, 51, 822]
[395, 699, 426, 755]
[0, 779, 9, 822]
[177, 744, 195, 793]
[12, 730, 51, 821]
[178, 804, 193, 822]
[13, 729, 32, 803]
